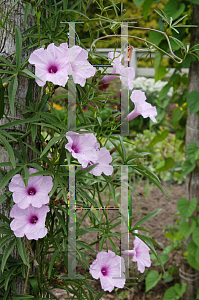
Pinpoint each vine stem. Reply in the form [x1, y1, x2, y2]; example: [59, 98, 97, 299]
[90, 32, 183, 64]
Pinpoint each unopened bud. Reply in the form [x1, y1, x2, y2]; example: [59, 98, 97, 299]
[38, 4, 42, 11]
[3, 82, 8, 88]
[122, 9, 126, 13]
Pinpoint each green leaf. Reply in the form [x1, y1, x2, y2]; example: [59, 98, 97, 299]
[0, 56, 15, 71]
[163, 286, 176, 300]
[133, 164, 170, 201]
[0, 78, 4, 119]
[48, 249, 59, 279]
[0, 134, 16, 168]
[187, 0, 199, 3]
[159, 83, 171, 100]
[154, 254, 169, 266]
[149, 130, 169, 149]
[187, 142, 199, 164]
[40, 135, 63, 157]
[169, 36, 184, 49]
[8, 76, 18, 118]
[142, 0, 153, 19]
[145, 270, 162, 293]
[0, 235, 13, 249]
[15, 26, 22, 70]
[133, 209, 161, 229]
[29, 278, 39, 296]
[155, 157, 174, 172]
[187, 253, 199, 271]
[155, 66, 168, 82]
[1, 239, 16, 272]
[177, 197, 197, 219]
[172, 107, 184, 125]
[119, 136, 126, 162]
[16, 238, 30, 267]
[0, 213, 10, 224]
[12, 296, 35, 299]
[31, 124, 37, 142]
[54, 210, 67, 236]
[21, 68, 43, 82]
[96, 290, 105, 300]
[149, 31, 165, 46]
[0, 166, 22, 191]
[164, 0, 185, 20]
[187, 91, 199, 115]
[193, 227, 199, 247]
[181, 159, 196, 176]
[4, 265, 19, 290]
[179, 220, 196, 240]
[0, 117, 42, 129]
[154, 51, 163, 70]
[23, 3, 31, 27]
[187, 240, 197, 256]
[133, 0, 145, 8]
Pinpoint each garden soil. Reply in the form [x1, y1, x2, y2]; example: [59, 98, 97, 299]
[53, 182, 185, 300]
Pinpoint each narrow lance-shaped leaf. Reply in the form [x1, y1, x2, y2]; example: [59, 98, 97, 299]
[8, 76, 18, 118]
[0, 78, 4, 119]
[0, 134, 16, 168]
[15, 26, 22, 70]
[16, 237, 30, 267]
[1, 239, 16, 272]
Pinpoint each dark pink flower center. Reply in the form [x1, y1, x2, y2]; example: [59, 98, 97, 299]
[48, 65, 58, 73]
[71, 143, 80, 153]
[101, 267, 108, 276]
[30, 215, 38, 224]
[28, 187, 36, 195]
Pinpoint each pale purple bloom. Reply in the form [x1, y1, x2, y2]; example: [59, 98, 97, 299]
[89, 250, 126, 292]
[88, 147, 113, 176]
[66, 45, 96, 87]
[28, 43, 70, 87]
[123, 237, 151, 273]
[126, 90, 157, 122]
[102, 51, 135, 89]
[9, 168, 53, 209]
[10, 204, 49, 240]
[65, 131, 99, 168]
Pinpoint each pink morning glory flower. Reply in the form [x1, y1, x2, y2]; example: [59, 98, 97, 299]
[89, 250, 126, 292]
[123, 237, 151, 273]
[10, 204, 49, 240]
[126, 90, 157, 123]
[88, 147, 113, 176]
[9, 168, 53, 209]
[102, 51, 135, 90]
[28, 43, 70, 87]
[61, 45, 96, 87]
[65, 131, 99, 168]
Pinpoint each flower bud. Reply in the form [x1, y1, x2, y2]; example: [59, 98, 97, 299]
[122, 9, 126, 13]
[38, 4, 42, 11]
[3, 82, 8, 88]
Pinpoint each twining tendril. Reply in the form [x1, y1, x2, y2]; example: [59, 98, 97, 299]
[90, 26, 184, 64]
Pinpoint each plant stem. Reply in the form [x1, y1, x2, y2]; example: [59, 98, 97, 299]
[36, 240, 43, 294]
[90, 33, 183, 63]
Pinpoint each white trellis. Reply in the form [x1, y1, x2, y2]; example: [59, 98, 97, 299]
[89, 48, 189, 78]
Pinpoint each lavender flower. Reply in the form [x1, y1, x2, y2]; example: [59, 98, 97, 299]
[89, 250, 126, 292]
[9, 168, 53, 209]
[10, 204, 49, 240]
